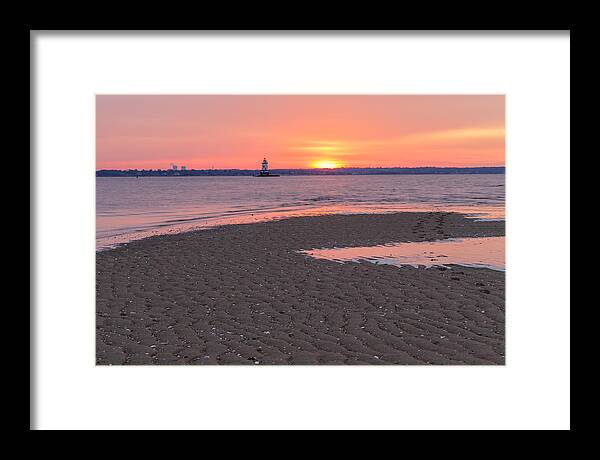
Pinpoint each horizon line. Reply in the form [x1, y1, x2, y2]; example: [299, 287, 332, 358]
[97, 165, 506, 171]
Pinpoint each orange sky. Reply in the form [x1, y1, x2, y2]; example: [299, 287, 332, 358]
[96, 95, 504, 170]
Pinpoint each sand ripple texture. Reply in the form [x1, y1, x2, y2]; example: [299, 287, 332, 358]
[96, 212, 505, 365]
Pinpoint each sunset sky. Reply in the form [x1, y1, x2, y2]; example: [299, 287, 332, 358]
[96, 95, 504, 170]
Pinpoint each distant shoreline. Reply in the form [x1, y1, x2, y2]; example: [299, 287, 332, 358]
[96, 166, 505, 177]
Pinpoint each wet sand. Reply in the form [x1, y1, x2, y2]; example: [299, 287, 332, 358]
[96, 212, 505, 365]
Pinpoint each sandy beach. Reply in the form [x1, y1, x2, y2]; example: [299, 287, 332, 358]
[96, 212, 505, 365]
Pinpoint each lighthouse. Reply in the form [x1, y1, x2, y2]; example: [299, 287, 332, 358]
[256, 157, 280, 177]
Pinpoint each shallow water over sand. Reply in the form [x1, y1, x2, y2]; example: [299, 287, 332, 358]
[302, 237, 505, 271]
[97, 174, 505, 250]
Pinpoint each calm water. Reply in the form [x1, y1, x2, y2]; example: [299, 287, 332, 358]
[96, 174, 505, 250]
[301, 237, 505, 272]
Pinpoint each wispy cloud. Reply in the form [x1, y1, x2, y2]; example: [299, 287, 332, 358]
[400, 126, 504, 143]
[291, 126, 503, 154]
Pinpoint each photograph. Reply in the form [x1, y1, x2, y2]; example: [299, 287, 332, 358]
[96, 95, 506, 365]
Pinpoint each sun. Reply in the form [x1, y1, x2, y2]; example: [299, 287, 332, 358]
[311, 160, 343, 169]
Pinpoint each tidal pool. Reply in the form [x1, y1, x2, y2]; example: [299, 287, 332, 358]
[301, 236, 505, 271]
